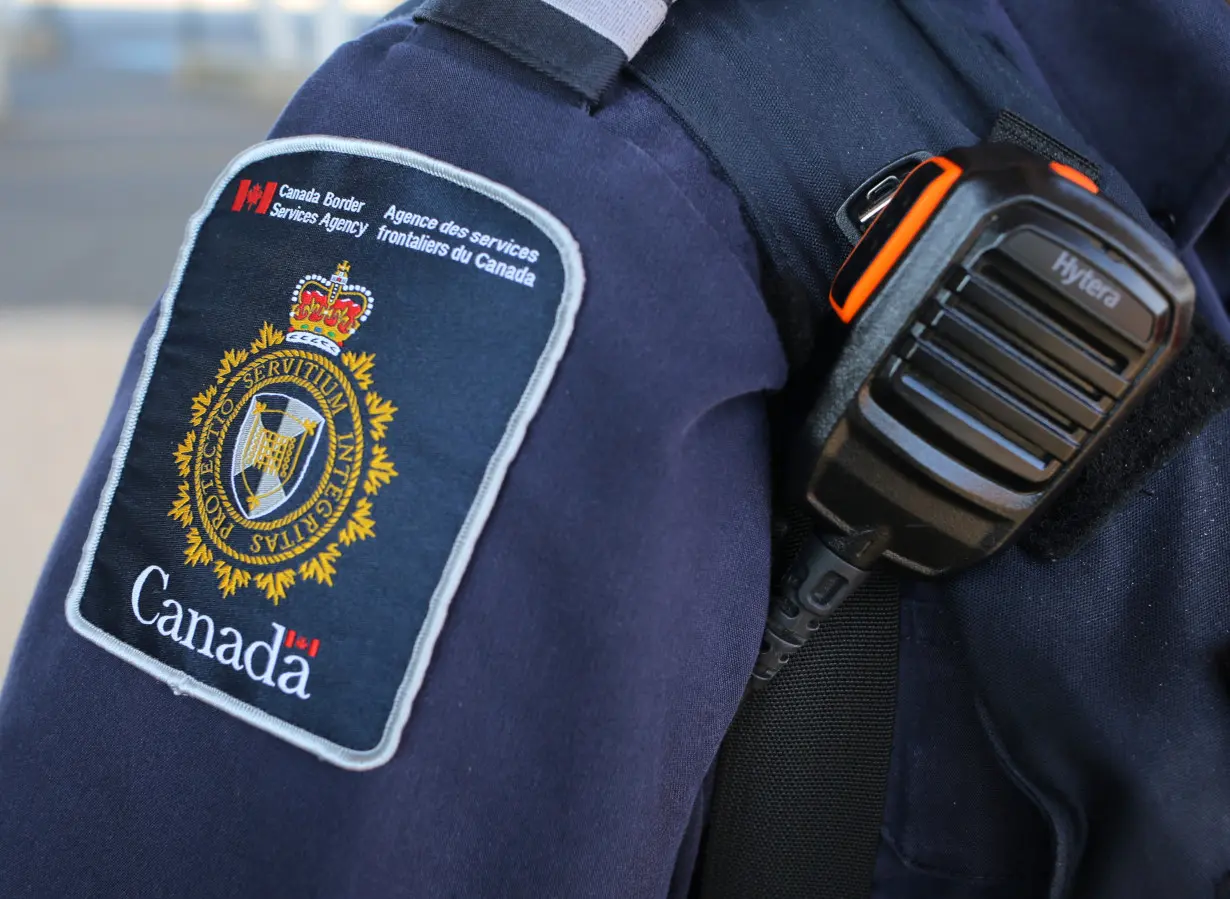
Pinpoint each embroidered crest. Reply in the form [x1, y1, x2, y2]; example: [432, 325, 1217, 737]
[169, 261, 397, 603]
[65, 137, 583, 770]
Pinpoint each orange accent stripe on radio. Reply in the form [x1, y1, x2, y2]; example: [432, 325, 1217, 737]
[830, 156, 964, 324]
[1049, 161, 1099, 194]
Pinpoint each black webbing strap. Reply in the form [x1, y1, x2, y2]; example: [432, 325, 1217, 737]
[696, 574, 900, 899]
[413, 0, 670, 103]
[989, 109, 1101, 187]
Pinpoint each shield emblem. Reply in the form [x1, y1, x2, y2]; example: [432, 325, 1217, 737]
[230, 392, 326, 520]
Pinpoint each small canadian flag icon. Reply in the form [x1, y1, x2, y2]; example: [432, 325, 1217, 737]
[283, 629, 320, 658]
[231, 179, 278, 214]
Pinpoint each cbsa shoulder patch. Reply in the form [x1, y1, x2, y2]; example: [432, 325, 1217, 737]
[66, 137, 583, 770]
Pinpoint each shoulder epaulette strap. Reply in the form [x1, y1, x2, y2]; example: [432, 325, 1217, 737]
[413, 0, 673, 103]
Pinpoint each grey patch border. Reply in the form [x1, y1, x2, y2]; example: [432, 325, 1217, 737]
[64, 136, 585, 771]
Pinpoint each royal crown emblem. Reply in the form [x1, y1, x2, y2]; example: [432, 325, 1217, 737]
[286, 260, 374, 356]
[168, 261, 398, 603]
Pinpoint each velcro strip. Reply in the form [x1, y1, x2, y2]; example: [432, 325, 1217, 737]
[1023, 315, 1230, 559]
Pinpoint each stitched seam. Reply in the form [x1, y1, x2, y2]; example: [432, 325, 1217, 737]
[879, 827, 1045, 884]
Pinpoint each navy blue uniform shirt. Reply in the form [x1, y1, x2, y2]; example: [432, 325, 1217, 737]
[2, 3, 1230, 897]
[0, 20, 785, 899]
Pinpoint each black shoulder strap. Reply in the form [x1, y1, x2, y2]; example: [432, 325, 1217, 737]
[695, 573, 900, 899]
[413, 0, 671, 103]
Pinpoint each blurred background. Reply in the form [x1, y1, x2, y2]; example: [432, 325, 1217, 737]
[0, 0, 397, 686]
